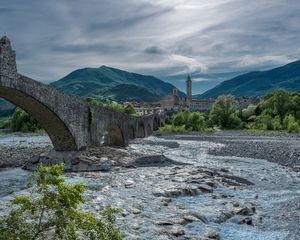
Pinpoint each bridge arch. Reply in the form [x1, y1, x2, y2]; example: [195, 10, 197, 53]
[137, 122, 145, 138]
[146, 123, 152, 136]
[128, 125, 135, 139]
[0, 86, 77, 151]
[103, 124, 125, 147]
[153, 116, 160, 131]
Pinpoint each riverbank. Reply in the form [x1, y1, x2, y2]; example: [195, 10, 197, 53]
[157, 130, 300, 171]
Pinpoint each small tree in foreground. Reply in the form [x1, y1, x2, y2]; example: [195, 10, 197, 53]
[0, 164, 121, 240]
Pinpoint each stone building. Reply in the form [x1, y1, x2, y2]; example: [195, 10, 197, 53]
[140, 75, 259, 114]
[160, 76, 214, 111]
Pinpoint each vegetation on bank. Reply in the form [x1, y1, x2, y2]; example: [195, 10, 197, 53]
[160, 89, 300, 133]
[0, 164, 121, 240]
[9, 107, 43, 133]
[160, 111, 213, 132]
[85, 97, 139, 117]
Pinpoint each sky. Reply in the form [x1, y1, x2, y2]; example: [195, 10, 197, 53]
[1, 0, 300, 94]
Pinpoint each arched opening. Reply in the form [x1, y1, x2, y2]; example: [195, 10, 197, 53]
[137, 122, 145, 138]
[147, 123, 152, 136]
[153, 116, 160, 131]
[128, 125, 135, 139]
[103, 124, 125, 147]
[0, 87, 77, 151]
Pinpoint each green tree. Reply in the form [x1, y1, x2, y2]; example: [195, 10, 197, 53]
[241, 104, 257, 122]
[186, 112, 206, 131]
[124, 103, 138, 116]
[160, 111, 210, 132]
[261, 89, 292, 118]
[0, 164, 121, 240]
[283, 114, 300, 133]
[10, 107, 42, 132]
[209, 95, 241, 129]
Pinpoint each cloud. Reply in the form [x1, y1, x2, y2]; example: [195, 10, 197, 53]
[0, 0, 299, 93]
[144, 46, 165, 54]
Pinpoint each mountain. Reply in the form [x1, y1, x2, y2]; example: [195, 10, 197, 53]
[50, 66, 183, 101]
[1, 66, 181, 115]
[198, 60, 300, 98]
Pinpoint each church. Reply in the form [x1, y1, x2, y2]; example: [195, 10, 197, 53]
[160, 76, 215, 111]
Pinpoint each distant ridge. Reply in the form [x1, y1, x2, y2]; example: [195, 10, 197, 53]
[197, 60, 300, 98]
[50, 66, 183, 102]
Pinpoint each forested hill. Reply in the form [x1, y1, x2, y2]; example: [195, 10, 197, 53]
[198, 60, 300, 98]
[50, 66, 183, 102]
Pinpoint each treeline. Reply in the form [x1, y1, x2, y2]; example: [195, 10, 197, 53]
[161, 89, 300, 133]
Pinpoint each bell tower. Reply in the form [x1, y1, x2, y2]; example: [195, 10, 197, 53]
[186, 75, 192, 106]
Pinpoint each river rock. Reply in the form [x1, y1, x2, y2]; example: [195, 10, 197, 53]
[170, 227, 185, 237]
[131, 155, 187, 167]
[202, 228, 220, 240]
[198, 183, 213, 193]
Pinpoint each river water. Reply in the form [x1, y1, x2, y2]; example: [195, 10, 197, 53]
[0, 133, 299, 239]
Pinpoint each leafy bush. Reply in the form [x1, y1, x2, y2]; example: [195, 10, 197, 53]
[10, 107, 42, 133]
[160, 111, 212, 132]
[209, 95, 242, 129]
[271, 115, 282, 130]
[0, 164, 121, 240]
[159, 124, 187, 132]
[86, 98, 138, 117]
[283, 114, 300, 133]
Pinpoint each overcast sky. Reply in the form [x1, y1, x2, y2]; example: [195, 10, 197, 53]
[1, 0, 300, 93]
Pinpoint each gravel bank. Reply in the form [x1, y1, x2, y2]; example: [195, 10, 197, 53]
[158, 131, 300, 171]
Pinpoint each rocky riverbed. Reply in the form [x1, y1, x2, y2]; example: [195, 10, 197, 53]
[158, 131, 300, 171]
[0, 131, 300, 239]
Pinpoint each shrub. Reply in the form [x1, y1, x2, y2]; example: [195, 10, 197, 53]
[0, 164, 121, 240]
[10, 107, 42, 132]
[159, 124, 187, 133]
[283, 114, 300, 133]
[160, 111, 210, 132]
[209, 95, 242, 129]
[248, 112, 273, 131]
[271, 115, 282, 130]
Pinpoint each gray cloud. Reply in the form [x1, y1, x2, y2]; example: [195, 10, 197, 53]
[0, 0, 299, 93]
[144, 46, 165, 55]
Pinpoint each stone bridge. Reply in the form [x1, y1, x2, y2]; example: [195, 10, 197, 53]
[0, 36, 165, 151]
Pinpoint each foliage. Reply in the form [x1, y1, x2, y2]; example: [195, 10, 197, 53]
[261, 89, 292, 118]
[241, 104, 257, 122]
[247, 89, 300, 132]
[159, 124, 187, 133]
[10, 107, 42, 133]
[0, 117, 11, 129]
[123, 103, 138, 116]
[0, 164, 121, 240]
[283, 114, 300, 133]
[209, 95, 242, 129]
[160, 111, 212, 132]
[86, 98, 138, 117]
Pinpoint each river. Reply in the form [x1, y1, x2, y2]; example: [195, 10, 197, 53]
[0, 133, 299, 239]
